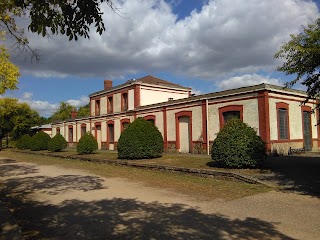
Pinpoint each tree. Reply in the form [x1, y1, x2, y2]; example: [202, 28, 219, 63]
[211, 118, 266, 168]
[78, 104, 90, 118]
[275, 18, 320, 105]
[49, 102, 75, 122]
[118, 118, 163, 159]
[0, 98, 43, 146]
[0, 45, 20, 94]
[0, 0, 116, 94]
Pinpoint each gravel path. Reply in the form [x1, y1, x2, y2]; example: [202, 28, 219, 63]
[0, 158, 319, 240]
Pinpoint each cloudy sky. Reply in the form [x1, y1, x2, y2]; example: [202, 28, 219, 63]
[2, 0, 320, 116]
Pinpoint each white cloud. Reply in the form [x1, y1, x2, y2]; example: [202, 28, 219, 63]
[11, 0, 319, 81]
[217, 74, 283, 90]
[22, 92, 33, 100]
[18, 96, 89, 117]
[66, 96, 90, 108]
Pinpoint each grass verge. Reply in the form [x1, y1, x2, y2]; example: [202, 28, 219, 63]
[0, 150, 271, 201]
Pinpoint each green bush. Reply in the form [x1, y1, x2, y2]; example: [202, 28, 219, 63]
[118, 118, 164, 159]
[211, 118, 266, 168]
[30, 131, 51, 151]
[16, 134, 32, 149]
[77, 132, 98, 154]
[48, 133, 67, 152]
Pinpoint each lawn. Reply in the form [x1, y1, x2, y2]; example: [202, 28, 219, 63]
[0, 149, 271, 200]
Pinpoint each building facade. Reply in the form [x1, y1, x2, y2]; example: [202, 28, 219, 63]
[52, 75, 320, 155]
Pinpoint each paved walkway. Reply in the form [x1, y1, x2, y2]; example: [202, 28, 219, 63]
[1, 157, 320, 240]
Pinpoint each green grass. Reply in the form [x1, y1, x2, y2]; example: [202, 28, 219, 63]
[0, 149, 271, 201]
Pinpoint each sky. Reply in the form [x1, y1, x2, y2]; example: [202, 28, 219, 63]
[2, 0, 320, 117]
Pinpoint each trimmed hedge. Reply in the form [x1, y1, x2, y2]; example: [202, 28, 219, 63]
[77, 132, 98, 154]
[48, 133, 67, 152]
[16, 134, 32, 149]
[118, 118, 164, 159]
[211, 118, 266, 168]
[30, 131, 51, 151]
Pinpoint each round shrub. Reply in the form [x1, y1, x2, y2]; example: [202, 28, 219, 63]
[16, 134, 32, 149]
[211, 118, 266, 168]
[77, 132, 98, 154]
[48, 133, 67, 152]
[30, 131, 51, 151]
[118, 118, 164, 159]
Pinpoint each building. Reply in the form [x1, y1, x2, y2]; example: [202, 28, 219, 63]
[52, 75, 320, 155]
[31, 124, 52, 137]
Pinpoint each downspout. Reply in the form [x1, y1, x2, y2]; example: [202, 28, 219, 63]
[206, 98, 210, 155]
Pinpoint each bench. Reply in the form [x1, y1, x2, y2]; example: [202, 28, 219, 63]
[288, 147, 305, 155]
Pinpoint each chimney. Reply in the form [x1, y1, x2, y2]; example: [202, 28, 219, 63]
[71, 108, 78, 119]
[104, 80, 113, 90]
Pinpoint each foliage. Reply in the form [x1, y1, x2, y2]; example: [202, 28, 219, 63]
[118, 118, 164, 159]
[0, 45, 20, 94]
[0, 98, 43, 141]
[48, 133, 67, 152]
[15, 134, 32, 149]
[275, 18, 320, 105]
[0, 0, 115, 94]
[211, 118, 266, 168]
[30, 131, 51, 151]
[77, 104, 90, 118]
[49, 102, 75, 122]
[77, 132, 98, 154]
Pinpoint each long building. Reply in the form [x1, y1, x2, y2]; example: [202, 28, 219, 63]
[52, 75, 320, 155]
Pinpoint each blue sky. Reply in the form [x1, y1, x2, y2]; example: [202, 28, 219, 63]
[2, 0, 320, 117]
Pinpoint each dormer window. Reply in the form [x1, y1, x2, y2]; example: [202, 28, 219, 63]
[107, 96, 113, 114]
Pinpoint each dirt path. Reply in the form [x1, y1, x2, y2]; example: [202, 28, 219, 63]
[1, 158, 319, 240]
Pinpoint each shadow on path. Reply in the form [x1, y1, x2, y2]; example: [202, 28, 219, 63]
[0, 165, 294, 240]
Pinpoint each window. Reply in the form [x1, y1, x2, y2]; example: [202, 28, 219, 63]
[56, 127, 60, 135]
[81, 124, 86, 137]
[219, 105, 243, 129]
[68, 126, 73, 142]
[276, 102, 289, 140]
[95, 100, 100, 116]
[278, 109, 289, 139]
[222, 111, 240, 124]
[122, 93, 128, 111]
[122, 122, 129, 131]
[108, 124, 114, 143]
[107, 96, 113, 114]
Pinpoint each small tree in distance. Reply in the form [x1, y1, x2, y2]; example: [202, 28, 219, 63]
[118, 118, 164, 159]
[48, 133, 67, 152]
[77, 132, 98, 154]
[30, 131, 51, 151]
[211, 118, 266, 168]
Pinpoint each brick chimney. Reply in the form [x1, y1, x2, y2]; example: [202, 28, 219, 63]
[71, 108, 78, 119]
[104, 80, 113, 90]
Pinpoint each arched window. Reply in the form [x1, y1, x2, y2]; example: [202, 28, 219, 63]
[219, 105, 243, 129]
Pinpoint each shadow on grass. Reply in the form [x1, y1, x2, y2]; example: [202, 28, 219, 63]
[261, 155, 320, 197]
[207, 155, 320, 197]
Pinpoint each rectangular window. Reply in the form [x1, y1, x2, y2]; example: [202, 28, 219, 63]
[108, 96, 113, 114]
[68, 127, 73, 142]
[108, 124, 114, 142]
[95, 100, 100, 116]
[279, 109, 288, 139]
[56, 127, 60, 135]
[81, 125, 86, 137]
[122, 93, 128, 111]
[223, 111, 240, 124]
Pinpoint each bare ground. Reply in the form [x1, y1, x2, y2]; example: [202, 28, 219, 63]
[0, 157, 320, 240]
